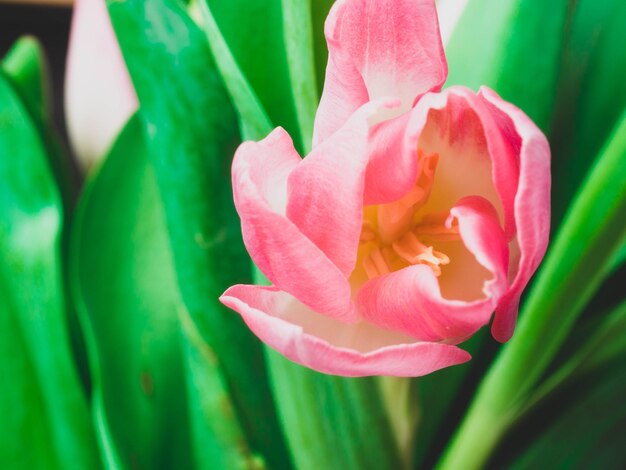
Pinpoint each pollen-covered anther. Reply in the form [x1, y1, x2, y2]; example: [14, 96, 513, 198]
[414, 212, 461, 243]
[391, 232, 450, 276]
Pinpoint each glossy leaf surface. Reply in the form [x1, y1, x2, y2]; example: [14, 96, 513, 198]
[106, 1, 290, 467]
[0, 70, 98, 470]
[72, 114, 193, 469]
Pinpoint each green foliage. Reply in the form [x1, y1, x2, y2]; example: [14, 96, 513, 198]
[0, 70, 99, 469]
[204, 0, 300, 143]
[2, 37, 75, 213]
[446, 0, 573, 131]
[551, 0, 626, 226]
[267, 350, 402, 470]
[106, 0, 291, 467]
[71, 114, 194, 469]
[438, 104, 626, 470]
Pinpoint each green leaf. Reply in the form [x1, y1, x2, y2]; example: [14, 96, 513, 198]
[267, 351, 402, 470]
[106, 1, 291, 467]
[551, 0, 626, 225]
[519, 299, 626, 415]
[71, 114, 193, 469]
[281, 0, 318, 151]
[437, 105, 626, 470]
[192, 0, 273, 141]
[2, 36, 50, 121]
[179, 306, 263, 470]
[445, 0, 573, 131]
[411, 330, 491, 468]
[0, 71, 99, 469]
[252, 269, 402, 470]
[310, 0, 334, 98]
[504, 366, 626, 468]
[202, 0, 300, 142]
[2, 36, 76, 214]
[610, 240, 626, 273]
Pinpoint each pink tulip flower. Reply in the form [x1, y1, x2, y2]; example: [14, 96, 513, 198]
[221, 0, 550, 377]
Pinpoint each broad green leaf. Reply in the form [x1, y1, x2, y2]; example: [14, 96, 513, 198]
[502, 366, 626, 468]
[281, 0, 318, 151]
[106, 1, 291, 467]
[2, 36, 49, 120]
[203, 0, 300, 143]
[2, 37, 76, 215]
[3, 36, 87, 398]
[520, 299, 626, 416]
[0, 71, 99, 469]
[192, 0, 272, 141]
[267, 351, 402, 470]
[71, 114, 193, 469]
[551, 0, 626, 225]
[179, 306, 263, 470]
[445, 0, 572, 131]
[310, 0, 334, 98]
[411, 330, 491, 468]
[437, 106, 626, 470]
[252, 269, 402, 470]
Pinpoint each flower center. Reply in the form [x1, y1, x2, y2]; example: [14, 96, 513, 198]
[351, 150, 461, 286]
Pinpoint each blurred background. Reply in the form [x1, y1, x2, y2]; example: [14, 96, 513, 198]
[1, 1, 71, 140]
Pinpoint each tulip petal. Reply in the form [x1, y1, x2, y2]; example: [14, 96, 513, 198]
[232, 128, 355, 322]
[479, 87, 551, 342]
[357, 196, 508, 342]
[65, 0, 138, 169]
[287, 100, 400, 276]
[221, 285, 470, 377]
[313, 0, 447, 145]
[364, 87, 518, 242]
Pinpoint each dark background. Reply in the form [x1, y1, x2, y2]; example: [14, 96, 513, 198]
[1, 3, 73, 136]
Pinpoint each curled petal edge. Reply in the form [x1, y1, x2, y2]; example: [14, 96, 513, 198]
[221, 285, 471, 377]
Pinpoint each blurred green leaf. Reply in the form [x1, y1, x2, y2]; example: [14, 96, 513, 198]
[438, 105, 626, 470]
[203, 0, 300, 143]
[71, 114, 194, 469]
[106, 1, 291, 467]
[193, 0, 272, 141]
[2, 36, 49, 120]
[251, 268, 402, 470]
[412, 330, 491, 468]
[519, 299, 626, 415]
[0, 71, 99, 469]
[610, 240, 626, 273]
[3, 35, 87, 401]
[551, 0, 626, 225]
[310, 0, 333, 98]
[503, 365, 626, 469]
[267, 350, 402, 470]
[2, 36, 76, 214]
[281, 0, 318, 151]
[446, 0, 573, 131]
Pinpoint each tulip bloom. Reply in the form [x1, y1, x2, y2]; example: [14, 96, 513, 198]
[221, 0, 550, 376]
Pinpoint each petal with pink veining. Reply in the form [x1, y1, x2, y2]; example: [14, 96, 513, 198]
[313, 0, 447, 146]
[288, 100, 400, 277]
[364, 87, 518, 243]
[232, 128, 355, 322]
[357, 196, 508, 341]
[221, 285, 470, 377]
[479, 87, 551, 342]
